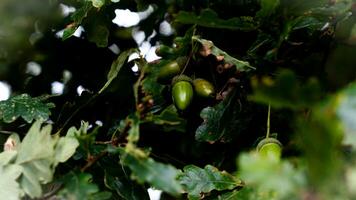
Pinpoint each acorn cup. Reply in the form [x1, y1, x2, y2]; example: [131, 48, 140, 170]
[171, 75, 194, 111]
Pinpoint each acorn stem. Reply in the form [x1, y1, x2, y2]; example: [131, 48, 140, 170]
[180, 43, 197, 75]
[266, 103, 271, 138]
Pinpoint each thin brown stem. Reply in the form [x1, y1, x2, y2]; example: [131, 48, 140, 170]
[80, 151, 108, 172]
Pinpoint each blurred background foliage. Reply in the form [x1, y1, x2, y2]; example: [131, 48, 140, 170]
[0, 0, 356, 199]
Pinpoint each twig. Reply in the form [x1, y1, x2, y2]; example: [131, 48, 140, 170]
[80, 151, 108, 172]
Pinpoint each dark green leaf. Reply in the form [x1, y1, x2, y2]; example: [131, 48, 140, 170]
[104, 171, 150, 200]
[207, 188, 268, 200]
[62, 2, 92, 40]
[120, 150, 183, 196]
[177, 165, 242, 200]
[62, 26, 77, 40]
[292, 16, 324, 31]
[175, 9, 256, 31]
[0, 94, 55, 123]
[192, 36, 255, 71]
[141, 62, 167, 111]
[256, 0, 280, 19]
[195, 90, 242, 143]
[99, 49, 137, 94]
[88, 24, 109, 47]
[250, 70, 322, 109]
[148, 105, 187, 133]
[89, 191, 112, 200]
[58, 172, 99, 200]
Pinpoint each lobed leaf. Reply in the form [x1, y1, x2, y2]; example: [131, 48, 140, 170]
[237, 152, 305, 199]
[0, 121, 80, 198]
[192, 36, 255, 71]
[120, 150, 183, 196]
[0, 94, 55, 123]
[256, 0, 280, 19]
[0, 165, 22, 200]
[175, 9, 256, 31]
[196, 89, 244, 143]
[177, 165, 242, 200]
[58, 172, 101, 200]
[148, 105, 187, 133]
[250, 70, 322, 109]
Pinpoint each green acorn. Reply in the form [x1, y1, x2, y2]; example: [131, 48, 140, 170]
[155, 45, 176, 57]
[257, 137, 282, 159]
[157, 61, 181, 83]
[193, 78, 215, 98]
[171, 75, 194, 110]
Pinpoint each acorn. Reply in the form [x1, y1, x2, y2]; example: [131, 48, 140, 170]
[193, 78, 215, 98]
[155, 45, 176, 57]
[256, 137, 282, 159]
[171, 75, 194, 110]
[157, 61, 181, 83]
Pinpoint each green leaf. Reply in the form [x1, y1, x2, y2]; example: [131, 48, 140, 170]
[58, 172, 99, 200]
[140, 62, 167, 111]
[54, 128, 80, 164]
[148, 105, 187, 132]
[0, 151, 17, 166]
[15, 121, 56, 198]
[310, 0, 353, 17]
[175, 9, 256, 31]
[89, 191, 112, 200]
[62, 26, 78, 40]
[192, 36, 255, 71]
[291, 16, 324, 31]
[62, 2, 92, 40]
[126, 113, 141, 144]
[120, 150, 183, 196]
[88, 24, 109, 47]
[208, 188, 270, 200]
[0, 121, 79, 198]
[196, 89, 243, 143]
[99, 49, 137, 94]
[237, 152, 305, 199]
[256, 0, 280, 19]
[250, 70, 322, 109]
[0, 94, 55, 123]
[0, 165, 22, 200]
[177, 165, 242, 200]
[104, 170, 150, 200]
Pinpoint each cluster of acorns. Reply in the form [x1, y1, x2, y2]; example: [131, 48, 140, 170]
[156, 58, 215, 111]
[155, 45, 283, 158]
